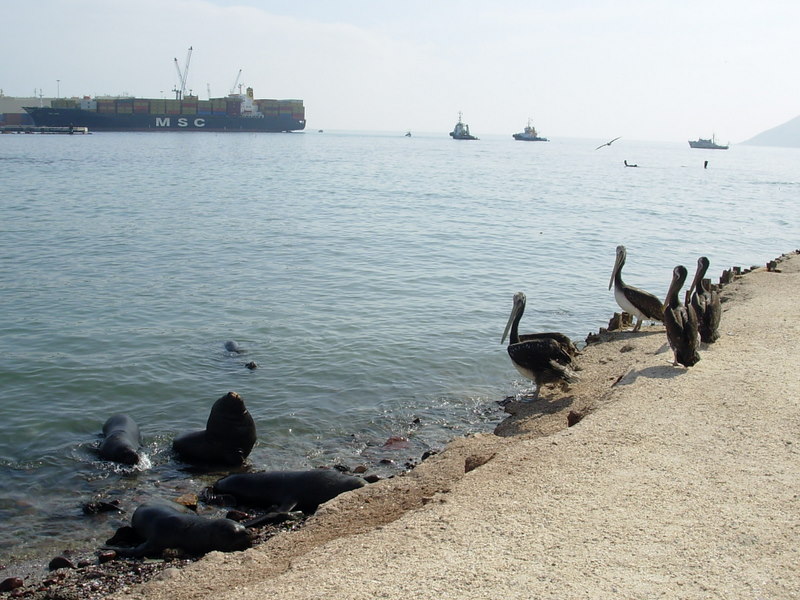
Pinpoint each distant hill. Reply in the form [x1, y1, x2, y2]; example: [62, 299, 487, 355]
[742, 114, 800, 147]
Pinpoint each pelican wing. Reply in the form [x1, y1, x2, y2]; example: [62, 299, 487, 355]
[624, 284, 664, 321]
[517, 332, 581, 357]
[507, 338, 574, 375]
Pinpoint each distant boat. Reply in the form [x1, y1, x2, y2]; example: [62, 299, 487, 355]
[449, 112, 478, 140]
[512, 118, 548, 142]
[689, 135, 728, 150]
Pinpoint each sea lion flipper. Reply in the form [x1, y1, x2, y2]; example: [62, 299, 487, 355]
[102, 542, 150, 558]
[277, 500, 298, 513]
[243, 505, 299, 528]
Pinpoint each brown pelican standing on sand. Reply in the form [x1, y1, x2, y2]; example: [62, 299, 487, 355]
[687, 256, 721, 343]
[663, 265, 700, 367]
[501, 292, 579, 400]
[609, 245, 664, 332]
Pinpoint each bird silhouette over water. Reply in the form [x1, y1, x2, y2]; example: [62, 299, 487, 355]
[595, 136, 621, 150]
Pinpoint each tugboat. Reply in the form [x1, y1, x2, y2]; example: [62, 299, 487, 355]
[449, 112, 478, 140]
[512, 118, 548, 141]
[688, 135, 728, 150]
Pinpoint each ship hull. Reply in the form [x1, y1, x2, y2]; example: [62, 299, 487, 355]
[688, 139, 727, 150]
[24, 107, 305, 133]
[512, 133, 548, 141]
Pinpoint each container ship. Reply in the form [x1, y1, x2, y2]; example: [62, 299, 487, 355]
[24, 87, 305, 133]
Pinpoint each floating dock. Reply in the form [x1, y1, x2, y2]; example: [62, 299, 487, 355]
[1, 125, 90, 134]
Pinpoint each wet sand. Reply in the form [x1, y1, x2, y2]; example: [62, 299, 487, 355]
[9, 252, 797, 599]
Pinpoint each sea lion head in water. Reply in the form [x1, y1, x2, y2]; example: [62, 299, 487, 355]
[98, 414, 141, 465]
[106, 499, 252, 557]
[172, 392, 257, 466]
[224, 340, 244, 354]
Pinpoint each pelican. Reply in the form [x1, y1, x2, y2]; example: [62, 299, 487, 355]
[663, 265, 700, 367]
[687, 256, 721, 343]
[595, 136, 621, 150]
[609, 245, 664, 331]
[501, 292, 578, 400]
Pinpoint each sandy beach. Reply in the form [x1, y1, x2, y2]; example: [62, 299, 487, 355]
[97, 250, 799, 600]
[9, 251, 795, 599]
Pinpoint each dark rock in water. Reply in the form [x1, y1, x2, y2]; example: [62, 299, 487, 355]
[82, 499, 123, 515]
[245, 361, 258, 370]
[173, 493, 198, 510]
[224, 341, 244, 354]
[48, 556, 75, 571]
[382, 436, 410, 450]
[363, 474, 382, 484]
[0, 577, 23, 592]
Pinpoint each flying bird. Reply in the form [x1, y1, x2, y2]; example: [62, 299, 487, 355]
[608, 245, 664, 332]
[663, 265, 700, 367]
[595, 136, 621, 150]
[501, 291, 579, 401]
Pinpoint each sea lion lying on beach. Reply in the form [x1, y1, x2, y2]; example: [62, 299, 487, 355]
[98, 414, 141, 465]
[172, 392, 256, 466]
[105, 499, 251, 557]
[212, 469, 366, 526]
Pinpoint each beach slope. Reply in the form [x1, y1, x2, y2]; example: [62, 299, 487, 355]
[115, 253, 800, 600]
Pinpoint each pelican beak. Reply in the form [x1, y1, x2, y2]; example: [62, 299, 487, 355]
[687, 267, 702, 298]
[609, 253, 621, 290]
[501, 306, 516, 344]
[501, 294, 523, 344]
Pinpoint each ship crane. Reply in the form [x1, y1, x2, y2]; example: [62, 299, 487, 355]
[172, 46, 193, 100]
[230, 69, 242, 95]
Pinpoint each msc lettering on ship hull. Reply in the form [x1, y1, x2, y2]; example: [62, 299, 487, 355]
[155, 117, 206, 128]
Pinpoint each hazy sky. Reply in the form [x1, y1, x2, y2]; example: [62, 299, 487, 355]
[3, 0, 798, 142]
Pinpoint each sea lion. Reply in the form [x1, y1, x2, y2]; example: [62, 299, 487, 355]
[105, 499, 251, 557]
[98, 414, 141, 465]
[224, 340, 244, 354]
[172, 392, 256, 466]
[213, 469, 366, 522]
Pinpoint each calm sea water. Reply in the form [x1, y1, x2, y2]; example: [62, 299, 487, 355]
[0, 130, 797, 571]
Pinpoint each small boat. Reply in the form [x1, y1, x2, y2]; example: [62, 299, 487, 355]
[688, 135, 728, 150]
[449, 112, 478, 140]
[512, 118, 548, 142]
